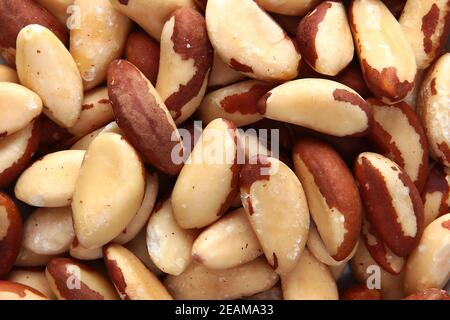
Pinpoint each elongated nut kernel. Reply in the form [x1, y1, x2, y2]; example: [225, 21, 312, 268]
[404, 214, 450, 294]
[197, 80, 271, 127]
[281, 249, 338, 300]
[256, 0, 322, 16]
[7, 268, 55, 299]
[293, 138, 362, 261]
[417, 53, 450, 167]
[156, 7, 213, 124]
[399, 0, 450, 70]
[164, 257, 279, 300]
[72, 132, 146, 249]
[206, 0, 301, 82]
[0, 192, 22, 277]
[240, 156, 310, 274]
[16, 24, 82, 128]
[421, 163, 450, 227]
[15, 150, 85, 207]
[69, 237, 102, 261]
[104, 243, 173, 300]
[297, 1, 354, 76]
[146, 197, 198, 276]
[0, 280, 48, 300]
[0, 82, 42, 137]
[172, 118, 240, 229]
[70, 0, 131, 90]
[355, 152, 424, 257]
[192, 208, 263, 270]
[46, 258, 119, 300]
[108, 59, 184, 175]
[349, 0, 417, 103]
[15, 246, 59, 268]
[258, 79, 371, 137]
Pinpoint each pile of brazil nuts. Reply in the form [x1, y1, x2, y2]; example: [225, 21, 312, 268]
[0, 0, 449, 301]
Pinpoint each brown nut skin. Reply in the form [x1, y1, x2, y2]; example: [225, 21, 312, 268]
[293, 138, 362, 261]
[0, 280, 48, 300]
[421, 163, 449, 227]
[0, 120, 40, 188]
[0, 192, 22, 278]
[340, 284, 382, 300]
[368, 99, 429, 192]
[37, 115, 74, 154]
[46, 258, 119, 300]
[107, 59, 184, 175]
[403, 288, 450, 300]
[355, 152, 425, 257]
[125, 31, 160, 86]
[0, 0, 68, 66]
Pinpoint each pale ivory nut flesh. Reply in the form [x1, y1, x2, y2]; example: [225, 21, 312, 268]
[104, 243, 173, 300]
[240, 156, 310, 274]
[15, 150, 85, 207]
[255, 0, 322, 16]
[15, 246, 59, 268]
[35, 0, 74, 25]
[172, 118, 240, 229]
[70, 0, 131, 90]
[0, 65, 19, 83]
[0, 281, 48, 300]
[0, 82, 42, 137]
[421, 163, 450, 227]
[206, 0, 301, 82]
[72, 133, 146, 249]
[164, 257, 279, 300]
[192, 207, 263, 270]
[349, 0, 417, 103]
[296, 1, 354, 76]
[417, 53, 450, 167]
[16, 24, 83, 128]
[257, 79, 371, 137]
[69, 237, 102, 261]
[404, 214, 450, 294]
[281, 249, 339, 300]
[146, 197, 198, 276]
[22, 207, 74, 256]
[7, 269, 56, 300]
[208, 51, 245, 88]
[70, 121, 123, 151]
[109, 0, 196, 41]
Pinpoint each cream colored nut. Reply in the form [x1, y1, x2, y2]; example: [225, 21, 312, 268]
[281, 249, 338, 300]
[164, 257, 279, 300]
[23, 207, 74, 255]
[69, 237, 102, 261]
[46, 258, 119, 300]
[172, 118, 240, 229]
[258, 79, 371, 137]
[255, 0, 322, 16]
[421, 163, 450, 227]
[350, 238, 406, 300]
[400, 0, 450, 70]
[7, 269, 55, 300]
[15, 246, 59, 267]
[104, 243, 172, 300]
[206, 0, 301, 82]
[72, 132, 146, 249]
[197, 80, 271, 127]
[67, 87, 114, 138]
[243, 285, 283, 301]
[417, 53, 450, 167]
[156, 7, 212, 125]
[355, 152, 425, 257]
[404, 214, 450, 294]
[307, 222, 358, 267]
[109, 0, 196, 41]
[369, 99, 429, 191]
[208, 51, 245, 88]
[349, 0, 417, 103]
[0, 83, 42, 138]
[146, 197, 198, 276]
[0, 64, 19, 83]
[125, 229, 164, 277]
[192, 207, 263, 270]
[114, 171, 158, 244]
[0, 280, 48, 300]
[70, 0, 131, 90]
[0, 120, 40, 188]
[293, 138, 362, 261]
[15, 150, 85, 207]
[240, 156, 310, 274]
[16, 24, 83, 128]
[70, 121, 123, 151]
[239, 130, 272, 161]
[35, 0, 73, 25]
[296, 1, 354, 76]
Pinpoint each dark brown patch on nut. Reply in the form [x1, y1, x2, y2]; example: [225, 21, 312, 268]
[437, 142, 450, 164]
[221, 83, 273, 115]
[403, 288, 450, 300]
[118, 0, 129, 5]
[421, 4, 440, 54]
[240, 155, 272, 192]
[0, 131, 7, 138]
[0, 280, 47, 298]
[333, 88, 371, 136]
[422, 163, 449, 219]
[256, 92, 271, 115]
[442, 220, 450, 230]
[430, 78, 438, 95]
[230, 58, 253, 73]
[98, 99, 110, 104]
[272, 252, 278, 270]
[103, 247, 130, 300]
[81, 104, 94, 111]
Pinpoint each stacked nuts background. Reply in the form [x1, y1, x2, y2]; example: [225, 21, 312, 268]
[0, 0, 449, 301]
